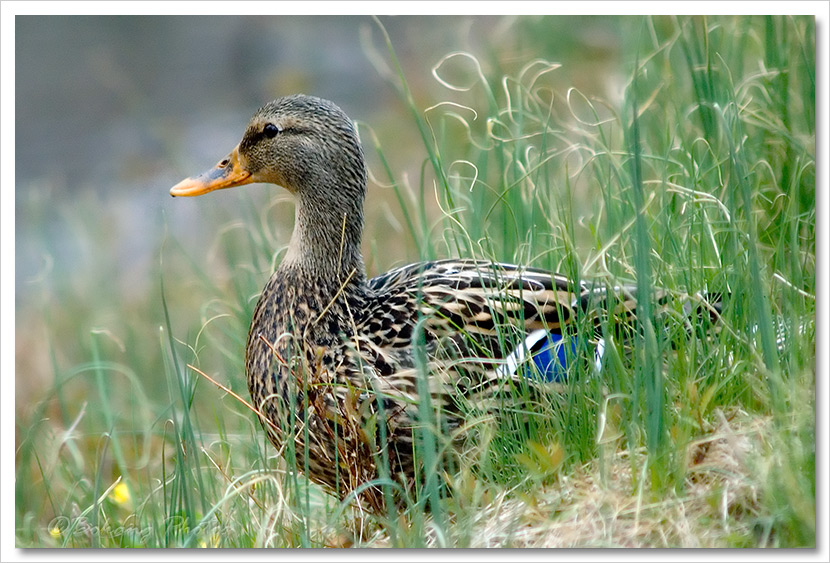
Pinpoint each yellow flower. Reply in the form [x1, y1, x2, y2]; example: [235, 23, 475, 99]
[109, 482, 131, 505]
[199, 534, 221, 548]
[49, 526, 62, 539]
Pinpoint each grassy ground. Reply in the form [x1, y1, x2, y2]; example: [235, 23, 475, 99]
[15, 15, 815, 548]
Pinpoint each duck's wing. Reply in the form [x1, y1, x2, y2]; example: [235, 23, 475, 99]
[344, 259, 728, 438]
[367, 258, 641, 342]
[363, 259, 722, 384]
[359, 260, 623, 388]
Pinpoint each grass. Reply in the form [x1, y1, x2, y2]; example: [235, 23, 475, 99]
[15, 15, 815, 548]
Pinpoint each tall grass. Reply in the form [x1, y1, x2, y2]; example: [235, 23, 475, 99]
[16, 15, 815, 547]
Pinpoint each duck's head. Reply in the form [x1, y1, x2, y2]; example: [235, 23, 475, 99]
[172, 94, 369, 276]
[170, 94, 367, 205]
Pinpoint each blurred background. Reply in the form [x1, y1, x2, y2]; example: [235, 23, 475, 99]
[14, 14, 818, 548]
[15, 15, 626, 408]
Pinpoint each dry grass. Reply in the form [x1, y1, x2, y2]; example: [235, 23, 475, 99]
[355, 408, 768, 548]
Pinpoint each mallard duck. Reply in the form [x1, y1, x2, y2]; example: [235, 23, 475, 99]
[170, 94, 717, 509]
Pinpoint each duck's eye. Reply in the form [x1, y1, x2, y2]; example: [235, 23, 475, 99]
[263, 123, 282, 138]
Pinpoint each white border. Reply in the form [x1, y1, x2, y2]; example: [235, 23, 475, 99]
[2, 1, 829, 16]
[3, 2, 828, 562]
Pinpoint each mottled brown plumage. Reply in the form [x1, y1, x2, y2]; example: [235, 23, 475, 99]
[170, 95, 712, 510]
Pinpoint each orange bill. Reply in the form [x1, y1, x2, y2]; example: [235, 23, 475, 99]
[170, 145, 253, 197]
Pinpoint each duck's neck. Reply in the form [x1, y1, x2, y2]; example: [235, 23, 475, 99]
[281, 187, 366, 289]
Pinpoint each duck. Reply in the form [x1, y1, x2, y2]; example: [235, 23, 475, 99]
[170, 94, 718, 511]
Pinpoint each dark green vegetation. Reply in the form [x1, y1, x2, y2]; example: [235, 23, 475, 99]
[16, 15, 815, 547]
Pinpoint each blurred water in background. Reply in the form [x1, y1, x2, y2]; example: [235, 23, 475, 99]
[15, 16, 415, 295]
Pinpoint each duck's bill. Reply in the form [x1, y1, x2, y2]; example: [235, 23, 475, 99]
[170, 146, 253, 197]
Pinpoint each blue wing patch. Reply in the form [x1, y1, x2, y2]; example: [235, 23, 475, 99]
[497, 329, 605, 383]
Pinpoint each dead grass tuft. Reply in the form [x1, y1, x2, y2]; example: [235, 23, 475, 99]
[360, 408, 769, 548]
